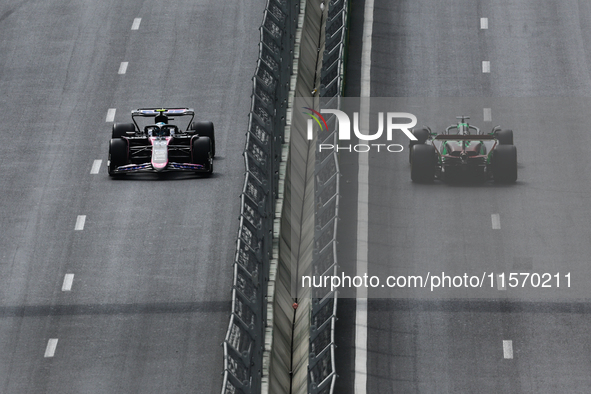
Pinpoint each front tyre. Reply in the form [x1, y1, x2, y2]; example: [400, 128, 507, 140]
[410, 144, 436, 182]
[492, 145, 517, 183]
[192, 136, 213, 176]
[191, 121, 215, 157]
[108, 138, 128, 176]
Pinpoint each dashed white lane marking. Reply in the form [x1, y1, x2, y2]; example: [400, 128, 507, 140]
[491, 213, 501, 229]
[90, 159, 102, 174]
[75, 215, 86, 231]
[503, 340, 513, 359]
[62, 274, 74, 291]
[484, 108, 492, 122]
[106, 108, 116, 122]
[356, 0, 374, 391]
[118, 62, 128, 74]
[480, 17, 489, 29]
[131, 18, 142, 30]
[482, 61, 491, 73]
[44, 339, 58, 358]
[497, 274, 506, 290]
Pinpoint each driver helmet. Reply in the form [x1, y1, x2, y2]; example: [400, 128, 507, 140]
[154, 122, 167, 136]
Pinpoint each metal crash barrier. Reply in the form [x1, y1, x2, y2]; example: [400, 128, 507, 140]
[309, 0, 348, 393]
[221, 0, 298, 393]
[221, 0, 348, 392]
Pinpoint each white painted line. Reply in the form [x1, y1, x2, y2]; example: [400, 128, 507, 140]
[90, 159, 102, 174]
[359, 1, 374, 94]
[355, 0, 374, 391]
[106, 108, 116, 122]
[75, 215, 86, 231]
[480, 17, 488, 29]
[355, 151, 369, 394]
[497, 274, 506, 290]
[482, 61, 491, 73]
[491, 213, 501, 229]
[44, 338, 58, 358]
[503, 340, 513, 359]
[62, 274, 74, 291]
[118, 62, 128, 75]
[131, 18, 142, 30]
[483, 108, 492, 122]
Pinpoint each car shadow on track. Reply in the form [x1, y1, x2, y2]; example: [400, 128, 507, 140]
[109, 172, 219, 181]
[412, 178, 524, 188]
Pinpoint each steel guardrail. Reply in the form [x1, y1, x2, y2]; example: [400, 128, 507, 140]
[221, 1, 298, 393]
[309, 0, 348, 392]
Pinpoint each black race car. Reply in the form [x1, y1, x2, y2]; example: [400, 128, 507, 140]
[409, 116, 517, 183]
[108, 107, 215, 176]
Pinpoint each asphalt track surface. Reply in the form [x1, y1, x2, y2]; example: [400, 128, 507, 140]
[0, 0, 264, 393]
[336, 0, 591, 393]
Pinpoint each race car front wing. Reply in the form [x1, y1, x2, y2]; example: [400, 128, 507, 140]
[111, 162, 206, 174]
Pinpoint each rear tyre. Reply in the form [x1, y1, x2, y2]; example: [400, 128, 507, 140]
[108, 138, 128, 176]
[495, 129, 513, 145]
[112, 123, 135, 138]
[409, 128, 430, 163]
[410, 144, 436, 182]
[192, 136, 213, 176]
[492, 145, 517, 183]
[191, 121, 215, 157]
[412, 128, 430, 144]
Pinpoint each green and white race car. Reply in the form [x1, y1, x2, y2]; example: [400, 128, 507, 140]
[409, 116, 517, 183]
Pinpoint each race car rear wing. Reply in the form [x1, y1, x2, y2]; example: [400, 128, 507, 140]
[131, 108, 195, 117]
[435, 135, 496, 140]
[131, 108, 195, 132]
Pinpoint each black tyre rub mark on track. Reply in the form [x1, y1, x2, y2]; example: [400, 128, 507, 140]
[0, 0, 31, 24]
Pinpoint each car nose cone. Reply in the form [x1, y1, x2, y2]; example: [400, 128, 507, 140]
[151, 140, 169, 171]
